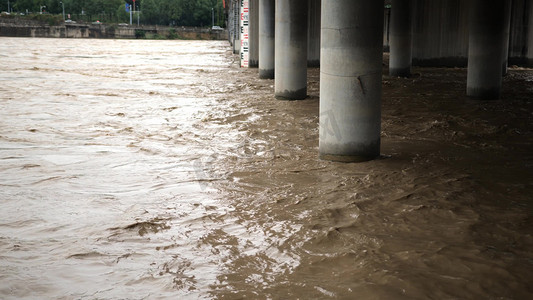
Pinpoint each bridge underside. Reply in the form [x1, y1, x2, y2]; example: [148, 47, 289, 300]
[227, 0, 532, 162]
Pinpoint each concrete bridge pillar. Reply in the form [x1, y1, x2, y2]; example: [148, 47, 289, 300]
[275, 0, 308, 100]
[319, 0, 384, 162]
[502, 0, 512, 75]
[249, 0, 259, 68]
[530, 0, 533, 66]
[308, 0, 321, 67]
[508, 0, 533, 68]
[467, 0, 508, 99]
[230, 1, 241, 54]
[389, 0, 412, 77]
[526, 0, 533, 67]
[259, 0, 275, 79]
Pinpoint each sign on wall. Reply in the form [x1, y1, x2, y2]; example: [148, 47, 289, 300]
[240, 0, 249, 68]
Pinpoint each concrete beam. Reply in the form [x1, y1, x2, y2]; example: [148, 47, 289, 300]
[275, 0, 308, 100]
[467, 0, 508, 99]
[319, 0, 384, 162]
[259, 0, 275, 79]
[389, 0, 412, 77]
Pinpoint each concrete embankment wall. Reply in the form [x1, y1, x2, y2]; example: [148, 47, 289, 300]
[509, 0, 533, 67]
[411, 0, 470, 67]
[0, 22, 92, 38]
[409, 0, 533, 68]
[0, 18, 228, 40]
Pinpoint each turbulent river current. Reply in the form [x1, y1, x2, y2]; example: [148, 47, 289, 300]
[1, 37, 532, 299]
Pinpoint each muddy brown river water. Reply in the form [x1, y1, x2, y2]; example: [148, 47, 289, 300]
[0, 37, 532, 299]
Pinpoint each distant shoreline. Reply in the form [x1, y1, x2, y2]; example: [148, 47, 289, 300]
[0, 16, 227, 40]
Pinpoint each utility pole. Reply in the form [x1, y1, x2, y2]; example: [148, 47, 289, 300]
[212, 7, 214, 28]
[60, 1, 65, 20]
[7, 0, 10, 13]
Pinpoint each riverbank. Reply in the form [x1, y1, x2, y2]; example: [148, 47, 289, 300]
[0, 16, 227, 40]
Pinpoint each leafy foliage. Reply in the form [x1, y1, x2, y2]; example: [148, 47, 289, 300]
[2, 0, 226, 27]
[134, 29, 145, 38]
[30, 12, 63, 25]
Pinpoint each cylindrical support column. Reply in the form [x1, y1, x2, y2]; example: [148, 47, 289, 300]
[308, 0, 321, 67]
[502, 0, 512, 75]
[467, 0, 508, 100]
[275, 0, 308, 100]
[528, 0, 533, 67]
[233, 1, 241, 54]
[319, 0, 384, 162]
[389, 0, 412, 77]
[249, 0, 259, 68]
[259, 0, 275, 79]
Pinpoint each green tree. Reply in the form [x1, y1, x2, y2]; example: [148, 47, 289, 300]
[45, 0, 62, 14]
[141, 0, 160, 25]
[65, 0, 86, 15]
[116, 2, 129, 23]
[159, 0, 184, 26]
[4, 0, 226, 26]
[182, 0, 224, 27]
[193, 0, 213, 27]
[1, 0, 7, 12]
[14, 0, 43, 13]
